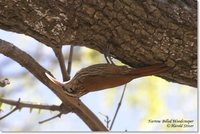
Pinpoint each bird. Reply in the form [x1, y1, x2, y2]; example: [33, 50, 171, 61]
[45, 63, 170, 97]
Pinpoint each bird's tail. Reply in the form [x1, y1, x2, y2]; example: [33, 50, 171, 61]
[130, 64, 171, 78]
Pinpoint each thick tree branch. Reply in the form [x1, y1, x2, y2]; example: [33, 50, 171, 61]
[0, 0, 197, 87]
[0, 39, 107, 131]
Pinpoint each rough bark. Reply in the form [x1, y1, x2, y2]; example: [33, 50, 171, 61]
[0, 1, 197, 85]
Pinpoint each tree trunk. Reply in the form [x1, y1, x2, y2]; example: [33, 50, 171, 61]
[0, 1, 197, 86]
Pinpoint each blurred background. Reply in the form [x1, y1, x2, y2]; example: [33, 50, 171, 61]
[0, 29, 197, 131]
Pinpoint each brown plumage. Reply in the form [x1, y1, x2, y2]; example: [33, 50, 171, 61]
[46, 63, 170, 97]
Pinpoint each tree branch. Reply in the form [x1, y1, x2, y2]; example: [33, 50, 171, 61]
[0, 39, 107, 131]
[99, 112, 111, 129]
[0, 98, 21, 120]
[52, 47, 70, 81]
[39, 112, 62, 124]
[0, 0, 196, 87]
[0, 97, 62, 112]
[67, 45, 74, 77]
[110, 84, 127, 130]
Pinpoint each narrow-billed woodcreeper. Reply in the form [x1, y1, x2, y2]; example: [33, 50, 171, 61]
[46, 64, 170, 97]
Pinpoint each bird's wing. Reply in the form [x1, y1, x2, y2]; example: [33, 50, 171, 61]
[72, 64, 130, 79]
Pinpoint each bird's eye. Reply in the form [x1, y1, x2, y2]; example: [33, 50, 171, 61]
[66, 88, 74, 93]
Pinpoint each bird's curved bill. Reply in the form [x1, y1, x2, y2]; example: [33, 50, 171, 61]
[45, 72, 64, 87]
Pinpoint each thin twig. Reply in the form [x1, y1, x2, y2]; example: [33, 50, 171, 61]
[67, 45, 74, 76]
[0, 107, 17, 120]
[0, 98, 20, 120]
[39, 112, 62, 124]
[110, 84, 127, 130]
[99, 112, 111, 128]
[0, 97, 61, 111]
[53, 47, 70, 81]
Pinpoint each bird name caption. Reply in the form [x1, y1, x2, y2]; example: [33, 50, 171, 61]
[148, 119, 194, 128]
